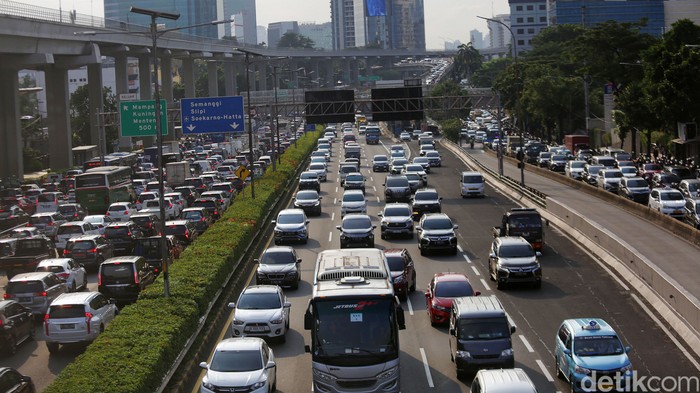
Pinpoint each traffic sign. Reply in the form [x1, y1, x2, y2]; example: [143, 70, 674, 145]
[180, 96, 245, 134]
[119, 99, 168, 137]
[119, 93, 138, 101]
[235, 165, 250, 181]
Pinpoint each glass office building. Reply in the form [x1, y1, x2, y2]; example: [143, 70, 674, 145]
[104, 0, 219, 39]
[555, 0, 665, 37]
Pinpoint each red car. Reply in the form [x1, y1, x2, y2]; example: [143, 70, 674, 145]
[425, 272, 480, 326]
[383, 248, 416, 300]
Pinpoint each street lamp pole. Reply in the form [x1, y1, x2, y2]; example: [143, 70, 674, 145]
[272, 65, 284, 167]
[244, 51, 256, 198]
[478, 15, 524, 186]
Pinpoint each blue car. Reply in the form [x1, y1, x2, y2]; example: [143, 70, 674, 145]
[555, 318, 633, 392]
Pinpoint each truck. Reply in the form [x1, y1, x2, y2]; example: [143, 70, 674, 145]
[0, 236, 59, 278]
[365, 126, 381, 145]
[505, 135, 523, 157]
[165, 161, 190, 187]
[143, 142, 181, 164]
[491, 208, 545, 252]
[564, 134, 590, 155]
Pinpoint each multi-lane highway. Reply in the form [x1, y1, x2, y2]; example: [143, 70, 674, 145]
[188, 129, 699, 393]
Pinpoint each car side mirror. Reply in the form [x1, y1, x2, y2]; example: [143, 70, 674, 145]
[284, 302, 291, 308]
[474, 291, 481, 296]
[625, 346, 632, 353]
[227, 302, 236, 309]
[296, 258, 302, 263]
[266, 360, 276, 369]
[377, 213, 383, 217]
[449, 328, 455, 336]
[306, 220, 310, 224]
[253, 259, 259, 264]
[199, 362, 208, 369]
[336, 226, 341, 230]
[304, 344, 311, 353]
[453, 224, 459, 229]
[536, 251, 542, 257]
[372, 225, 377, 229]
[563, 348, 572, 356]
[109, 298, 117, 304]
[510, 325, 517, 334]
[416, 226, 422, 231]
[271, 220, 276, 224]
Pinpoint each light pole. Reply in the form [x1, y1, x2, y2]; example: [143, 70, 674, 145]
[478, 15, 524, 186]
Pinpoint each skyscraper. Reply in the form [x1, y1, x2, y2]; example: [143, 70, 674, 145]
[268, 21, 300, 48]
[299, 22, 334, 50]
[470, 29, 485, 49]
[221, 0, 257, 45]
[104, 0, 218, 38]
[555, 0, 665, 37]
[509, 0, 549, 55]
[487, 14, 512, 50]
[331, 0, 367, 50]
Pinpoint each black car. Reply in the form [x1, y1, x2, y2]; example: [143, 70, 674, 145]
[129, 213, 161, 237]
[665, 165, 695, 180]
[191, 197, 223, 221]
[651, 172, 681, 189]
[103, 221, 143, 256]
[292, 190, 322, 216]
[298, 171, 321, 192]
[180, 207, 213, 234]
[164, 220, 198, 246]
[684, 198, 700, 229]
[63, 234, 115, 269]
[417, 213, 458, 256]
[0, 300, 34, 355]
[372, 155, 390, 172]
[255, 246, 302, 289]
[548, 155, 568, 173]
[98, 256, 156, 306]
[617, 177, 651, 204]
[174, 186, 197, 206]
[411, 188, 442, 220]
[0, 367, 35, 392]
[337, 214, 375, 248]
[384, 175, 411, 203]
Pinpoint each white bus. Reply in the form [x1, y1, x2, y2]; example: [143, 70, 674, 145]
[304, 249, 405, 393]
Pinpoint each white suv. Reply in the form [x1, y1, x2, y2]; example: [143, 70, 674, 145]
[228, 285, 291, 342]
[44, 291, 118, 353]
[648, 187, 685, 219]
[36, 258, 87, 293]
[340, 189, 368, 217]
[106, 202, 138, 222]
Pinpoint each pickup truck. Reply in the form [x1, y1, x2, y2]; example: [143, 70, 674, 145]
[0, 236, 59, 278]
[491, 208, 545, 252]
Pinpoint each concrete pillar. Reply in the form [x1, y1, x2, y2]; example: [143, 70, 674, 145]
[138, 54, 154, 147]
[325, 59, 334, 87]
[114, 55, 131, 151]
[45, 66, 73, 170]
[87, 63, 106, 154]
[224, 61, 235, 96]
[313, 60, 320, 88]
[182, 58, 196, 98]
[290, 60, 298, 88]
[344, 60, 351, 85]
[351, 59, 360, 87]
[0, 71, 22, 179]
[257, 63, 267, 91]
[207, 60, 219, 97]
[160, 56, 174, 140]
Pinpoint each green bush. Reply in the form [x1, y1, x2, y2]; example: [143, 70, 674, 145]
[43, 130, 320, 393]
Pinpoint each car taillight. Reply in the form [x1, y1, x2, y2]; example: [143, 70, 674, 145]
[105, 211, 110, 216]
[63, 249, 70, 256]
[3, 293, 14, 299]
[26, 223, 31, 227]
[47, 222, 55, 226]
[73, 214, 78, 218]
[44, 314, 50, 335]
[98, 273, 102, 286]
[124, 211, 128, 215]
[214, 210, 218, 215]
[57, 272, 69, 279]
[184, 230, 190, 240]
[133, 270, 139, 285]
[36, 291, 47, 297]
[85, 312, 93, 334]
[127, 232, 132, 237]
[147, 222, 153, 228]
[89, 248, 97, 253]
[200, 217, 206, 222]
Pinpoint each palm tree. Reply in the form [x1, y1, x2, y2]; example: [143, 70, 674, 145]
[454, 42, 482, 84]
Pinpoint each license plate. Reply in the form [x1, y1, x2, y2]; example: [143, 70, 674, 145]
[18, 297, 30, 303]
[74, 253, 86, 258]
[60, 324, 75, 329]
[249, 326, 266, 332]
[673, 210, 682, 214]
[270, 280, 282, 284]
[513, 272, 528, 277]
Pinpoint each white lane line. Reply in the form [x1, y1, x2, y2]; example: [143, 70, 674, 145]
[331, 212, 335, 221]
[328, 232, 333, 243]
[519, 335, 535, 353]
[536, 359, 555, 382]
[370, 176, 374, 182]
[333, 198, 337, 205]
[463, 254, 471, 263]
[335, 186, 338, 193]
[419, 348, 435, 388]
[457, 244, 464, 252]
[479, 278, 491, 291]
[406, 296, 414, 315]
[376, 196, 381, 203]
[373, 186, 377, 192]
[471, 265, 481, 276]
[630, 293, 700, 371]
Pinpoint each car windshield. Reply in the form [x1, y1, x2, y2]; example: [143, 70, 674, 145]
[643, 164, 662, 171]
[49, 304, 86, 319]
[498, 244, 535, 258]
[574, 336, 625, 356]
[386, 255, 405, 272]
[57, 206, 77, 214]
[36, 265, 66, 274]
[551, 155, 567, 162]
[277, 213, 304, 224]
[570, 161, 585, 168]
[426, 152, 439, 158]
[587, 166, 604, 174]
[539, 153, 552, 159]
[626, 179, 648, 188]
[422, 217, 453, 230]
[620, 167, 637, 174]
[343, 217, 372, 230]
[104, 227, 130, 236]
[414, 158, 428, 164]
[340, 166, 356, 174]
[57, 225, 84, 235]
[373, 156, 388, 162]
[604, 171, 623, 178]
[296, 191, 318, 201]
[343, 193, 364, 202]
[182, 211, 203, 220]
[415, 192, 438, 201]
[346, 175, 363, 182]
[261, 251, 296, 264]
[405, 173, 420, 181]
[392, 159, 408, 166]
[30, 216, 52, 225]
[68, 240, 95, 250]
[384, 206, 411, 217]
[459, 317, 510, 340]
[386, 177, 408, 187]
[310, 164, 325, 170]
[101, 263, 134, 279]
[237, 292, 281, 309]
[508, 215, 541, 229]
[688, 183, 700, 192]
[209, 349, 262, 372]
[434, 281, 473, 297]
[660, 192, 683, 201]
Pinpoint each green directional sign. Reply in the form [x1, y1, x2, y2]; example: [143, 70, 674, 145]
[120, 99, 168, 137]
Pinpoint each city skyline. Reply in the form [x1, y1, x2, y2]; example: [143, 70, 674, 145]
[33, 0, 510, 49]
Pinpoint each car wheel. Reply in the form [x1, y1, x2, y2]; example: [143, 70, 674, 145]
[420, 247, 426, 256]
[46, 342, 59, 354]
[380, 233, 386, 240]
[451, 246, 458, 255]
[82, 275, 88, 291]
[70, 281, 76, 293]
[7, 335, 17, 355]
[496, 280, 506, 290]
[555, 356, 565, 380]
[410, 273, 416, 292]
[302, 236, 308, 245]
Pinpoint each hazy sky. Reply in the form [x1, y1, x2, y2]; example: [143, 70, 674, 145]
[34, 0, 511, 49]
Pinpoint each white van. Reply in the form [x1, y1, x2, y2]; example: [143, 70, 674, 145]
[471, 368, 538, 393]
[192, 160, 212, 174]
[460, 171, 485, 198]
[37, 192, 64, 213]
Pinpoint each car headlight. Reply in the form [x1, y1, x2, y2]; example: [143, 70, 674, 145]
[621, 363, 633, 373]
[393, 275, 405, 283]
[313, 368, 337, 382]
[376, 366, 398, 380]
[501, 348, 514, 357]
[433, 304, 449, 312]
[271, 315, 284, 324]
[202, 380, 215, 390]
[232, 318, 245, 325]
[252, 381, 266, 390]
[574, 364, 591, 375]
[456, 350, 471, 358]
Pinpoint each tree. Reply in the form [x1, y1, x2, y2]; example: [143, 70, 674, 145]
[276, 32, 315, 49]
[428, 80, 471, 121]
[453, 42, 482, 82]
[69, 85, 117, 152]
[471, 57, 510, 88]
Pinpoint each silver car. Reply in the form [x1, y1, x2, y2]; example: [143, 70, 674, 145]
[199, 337, 277, 393]
[228, 285, 291, 342]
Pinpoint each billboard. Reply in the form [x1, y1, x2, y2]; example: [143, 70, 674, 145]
[371, 87, 423, 121]
[305, 90, 355, 124]
[366, 0, 386, 17]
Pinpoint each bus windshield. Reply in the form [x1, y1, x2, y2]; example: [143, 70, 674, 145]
[312, 298, 398, 366]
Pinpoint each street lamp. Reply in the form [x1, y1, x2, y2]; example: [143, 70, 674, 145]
[477, 15, 524, 186]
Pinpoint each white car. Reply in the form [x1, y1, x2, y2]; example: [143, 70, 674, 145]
[55, 221, 99, 250]
[402, 164, 428, 185]
[199, 337, 277, 393]
[648, 187, 685, 219]
[140, 198, 179, 219]
[400, 132, 412, 141]
[308, 162, 328, 182]
[201, 191, 230, 211]
[165, 192, 188, 211]
[44, 292, 118, 353]
[565, 160, 586, 180]
[340, 189, 368, 217]
[106, 202, 139, 222]
[228, 285, 291, 342]
[36, 258, 87, 292]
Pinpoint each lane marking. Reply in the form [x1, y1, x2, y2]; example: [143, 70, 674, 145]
[376, 196, 381, 203]
[335, 186, 338, 193]
[457, 244, 464, 252]
[463, 254, 471, 263]
[630, 293, 700, 371]
[333, 198, 337, 205]
[471, 265, 481, 276]
[536, 359, 555, 382]
[419, 348, 435, 388]
[479, 278, 491, 291]
[370, 176, 374, 182]
[328, 232, 333, 243]
[331, 212, 335, 221]
[519, 335, 535, 353]
[406, 296, 414, 315]
[373, 186, 377, 192]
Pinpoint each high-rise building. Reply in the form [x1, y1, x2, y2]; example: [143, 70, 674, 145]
[257, 25, 267, 45]
[104, 0, 218, 39]
[665, 0, 700, 29]
[221, 0, 257, 45]
[470, 29, 485, 49]
[555, 0, 665, 37]
[331, 0, 365, 50]
[487, 14, 512, 50]
[509, 0, 549, 55]
[389, 0, 426, 50]
[299, 22, 334, 50]
[267, 21, 300, 48]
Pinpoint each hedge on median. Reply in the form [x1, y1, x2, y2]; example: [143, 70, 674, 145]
[43, 129, 321, 393]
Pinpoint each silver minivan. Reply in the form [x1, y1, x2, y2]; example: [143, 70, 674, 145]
[4, 272, 68, 318]
[460, 171, 485, 198]
[471, 368, 538, 393]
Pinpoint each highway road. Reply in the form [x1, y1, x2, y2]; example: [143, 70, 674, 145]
[188, 130, 699, 393]
[1, 128, 698, 392]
